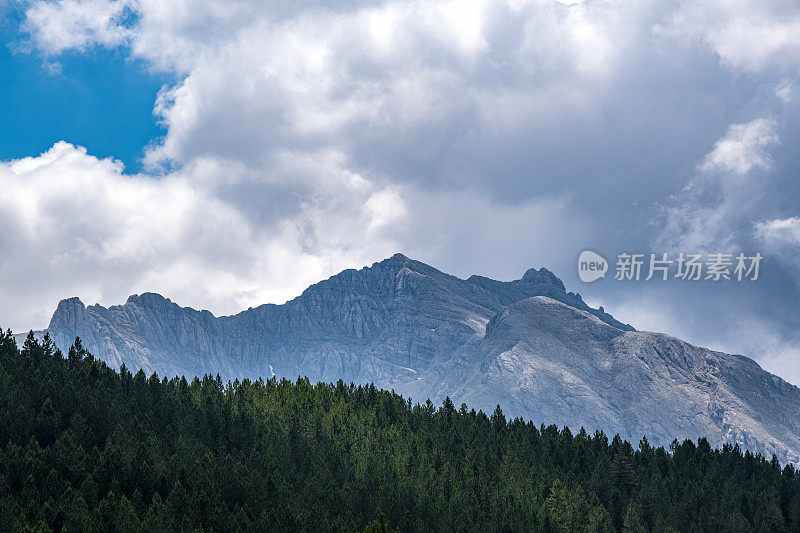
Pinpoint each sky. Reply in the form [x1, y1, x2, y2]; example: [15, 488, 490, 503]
[2, 0, 800, 384]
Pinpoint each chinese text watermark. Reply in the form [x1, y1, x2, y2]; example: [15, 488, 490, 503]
[578, 251, 762, 283]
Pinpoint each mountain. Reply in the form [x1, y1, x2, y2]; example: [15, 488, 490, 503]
[43, 253, 800, 463]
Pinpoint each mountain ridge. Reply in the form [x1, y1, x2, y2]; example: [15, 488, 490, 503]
[39, 253, 800, 463]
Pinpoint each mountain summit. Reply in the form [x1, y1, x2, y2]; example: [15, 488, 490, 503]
[45, 254, 800, 463]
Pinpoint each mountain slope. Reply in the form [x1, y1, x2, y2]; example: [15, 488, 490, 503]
[44, 254, 800, 463]
[413, 296, 800, 463]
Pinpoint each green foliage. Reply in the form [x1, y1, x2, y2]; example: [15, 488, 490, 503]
[365, 513, 399, 533]
[0, 328, 798, 531]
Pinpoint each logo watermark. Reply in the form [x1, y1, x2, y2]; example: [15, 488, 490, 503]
[578, 251, 762, 282]
[578, 251, 608, 282]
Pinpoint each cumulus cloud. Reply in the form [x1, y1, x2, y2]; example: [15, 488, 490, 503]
[0, 142, 408, 330]
[24, 0, 133, 54]
[22, 0, 658, 186]
[131, 0, 651, 180]
[654, 114, 800, 288]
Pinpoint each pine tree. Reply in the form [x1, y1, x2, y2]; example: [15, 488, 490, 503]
[364, 512, 399, 533]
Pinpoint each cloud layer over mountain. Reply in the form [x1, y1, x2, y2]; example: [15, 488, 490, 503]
[4, 0, 800, 383]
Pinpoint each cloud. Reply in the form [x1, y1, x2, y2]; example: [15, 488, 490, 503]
[756, 217, 800, 278]
[386, 188, 592, 282]
[23, 0, 656, 186]
[14, 0, 635, 298]
[656, 117, 780, 252]
[0, 141, 584, 333]
[699, 118, 779, 176]
[775, 79, 795, 104]
[135, 0, 644, 175]
[654, 115, 800, 288]
[24, 0, 132, 54]
[757, 217, 800, 247]
[657, 0, 800, 74]
[10, 0, 800, 385]
[0, 142, 406, 331]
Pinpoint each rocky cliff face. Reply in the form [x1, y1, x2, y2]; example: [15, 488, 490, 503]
[45, 253, 800, 463]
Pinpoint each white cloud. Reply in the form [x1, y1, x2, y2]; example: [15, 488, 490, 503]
[23, 0, 653, 179]
[656, 116, 800, 293]
[0, 141, 587, 333]
[657, 0, 800, 74]
[776, 78, 795, 104]
[0, 142, 406, 331]
[8, 0, 628, 328]
[24, 0, 132, 54]
[699, 118, 779, 176]
[757, 217, 800, 247]
[656, 117, 780, 252]
[756, 217, 800, 278]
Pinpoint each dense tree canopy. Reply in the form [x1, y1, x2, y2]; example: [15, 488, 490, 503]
[1, 328, 799, 531]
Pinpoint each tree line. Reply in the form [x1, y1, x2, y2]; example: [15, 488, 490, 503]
[1, 328, 799, 531]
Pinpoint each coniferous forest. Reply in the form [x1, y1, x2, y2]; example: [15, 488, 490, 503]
[1, 329, 799, 532]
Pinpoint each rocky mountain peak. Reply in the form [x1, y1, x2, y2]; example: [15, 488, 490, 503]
[387, 252, 410, 263]
[53, 296, 85, 312]
[126, 292, 177, 306]
[48, 296, 87, 330]
[520, 266, 566, 291]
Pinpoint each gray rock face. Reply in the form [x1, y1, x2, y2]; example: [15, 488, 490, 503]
[45, 253, 800, 463]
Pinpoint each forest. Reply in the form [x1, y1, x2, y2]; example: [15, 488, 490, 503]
[1, 328, 799, 532]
